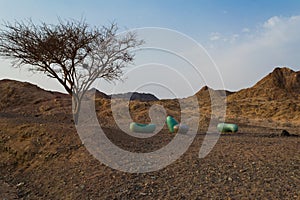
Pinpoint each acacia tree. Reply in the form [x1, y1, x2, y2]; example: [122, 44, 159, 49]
[0, 19, 143, 123]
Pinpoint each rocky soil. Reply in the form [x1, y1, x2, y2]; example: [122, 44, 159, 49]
[0, 113, 299, 199]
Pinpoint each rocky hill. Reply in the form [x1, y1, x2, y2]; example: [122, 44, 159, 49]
[225, 67, 300, 127]
[86, 89, 159, 101]
[111, 92, 159, 101]
[0, 67, 299, 128]
[229, 67, 300, 100]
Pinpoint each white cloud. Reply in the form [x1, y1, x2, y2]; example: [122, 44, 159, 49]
[212, 15, 300, 91]
[263, 16, 281, 28]
[230, 34, 239, 43]
[209, 32, 240, 45]
[242, 28, 250, 33]
[209, 32, 221, 41]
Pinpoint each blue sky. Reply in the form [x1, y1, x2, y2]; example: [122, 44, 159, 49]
[1, 0, 300, 98]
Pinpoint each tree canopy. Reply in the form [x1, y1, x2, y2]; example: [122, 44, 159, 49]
[0, 19, 143, 122]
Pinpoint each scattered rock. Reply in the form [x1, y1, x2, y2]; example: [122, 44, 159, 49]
[280, 130, 290, 137]
[16, 182, 25, 187]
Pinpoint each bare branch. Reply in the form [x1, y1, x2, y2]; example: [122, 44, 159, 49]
[0, 19, 143, 123]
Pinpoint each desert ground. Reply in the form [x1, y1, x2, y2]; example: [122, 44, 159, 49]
[0, 67, 299, 199]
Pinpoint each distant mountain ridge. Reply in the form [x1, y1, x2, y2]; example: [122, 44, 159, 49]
[228, 67, 300, 100]
[86, 88, 159, 101]
[110, 92, 159, 101]
[0, 67, 299, 126]
[225, 67, 300, 125]
[1, 67, 298, 103]
[267, 67, 300, 92]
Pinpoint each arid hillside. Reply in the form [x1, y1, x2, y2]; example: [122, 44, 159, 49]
[0, 67, 299, 131]
[0, 67, 299, 199]
[226, 67, 300, 129]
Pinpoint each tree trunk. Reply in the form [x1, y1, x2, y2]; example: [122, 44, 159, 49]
[72, 95, 81, 125]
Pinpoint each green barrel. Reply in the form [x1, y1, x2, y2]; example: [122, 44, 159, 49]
[130, 122, 156, 133]
[166, 116, 179, 133]
[217, 123, 238, 133]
